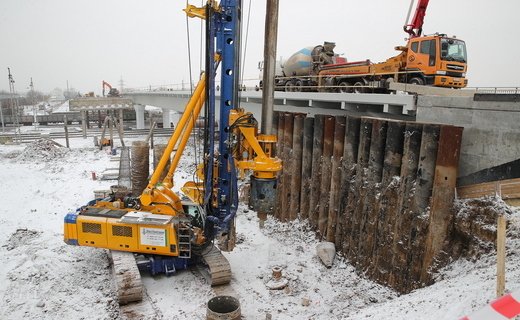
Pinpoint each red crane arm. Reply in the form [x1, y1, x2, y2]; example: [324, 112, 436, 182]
[404, 0, 430, 38]
[102, 80, 112, 97]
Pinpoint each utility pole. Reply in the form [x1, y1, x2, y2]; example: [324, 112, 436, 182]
[261, 0, 279, 135]
[119, 75, 124, 95]
[30, 77, 38, 130]
[8, 68, 21, 141]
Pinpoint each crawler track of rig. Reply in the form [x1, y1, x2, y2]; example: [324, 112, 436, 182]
[200, 244, 232, 286]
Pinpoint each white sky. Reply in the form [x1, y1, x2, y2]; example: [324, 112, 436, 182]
[0, 0, 519, 95]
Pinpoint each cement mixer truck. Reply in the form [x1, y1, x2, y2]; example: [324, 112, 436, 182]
[261, 0, 468, 93]
[257, 42, 346, 92]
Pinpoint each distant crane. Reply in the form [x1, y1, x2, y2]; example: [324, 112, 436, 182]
[102, 80, 120, 97]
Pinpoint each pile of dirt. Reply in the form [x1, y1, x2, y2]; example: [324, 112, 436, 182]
[4, 228, 41, 251]
[1, 150, 21, 159]
[438, 196, 516, 267]
[17, 139, 67, 162]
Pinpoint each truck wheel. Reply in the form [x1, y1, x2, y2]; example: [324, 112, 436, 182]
[338, 81, 350, 93]
[294, 80, 303, 92]
[353, 81, 365, 93]
[409, 77, 424, 85]
[284, 82, 293, 92]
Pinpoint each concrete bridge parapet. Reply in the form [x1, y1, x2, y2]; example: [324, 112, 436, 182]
[417, 94, 520, 176]
[125, 90, 417, 127]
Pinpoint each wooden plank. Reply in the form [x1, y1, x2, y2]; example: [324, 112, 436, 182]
[457, 178, 520, 200]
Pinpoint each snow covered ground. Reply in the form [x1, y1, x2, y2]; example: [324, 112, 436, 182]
[0, 132, 519, 319]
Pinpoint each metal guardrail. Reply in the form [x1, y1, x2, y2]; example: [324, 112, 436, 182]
[69, 97, 134, 111]
[125, 83, 520, 95]
[123, 78, 259, 93]
[471, 87, 520, 94]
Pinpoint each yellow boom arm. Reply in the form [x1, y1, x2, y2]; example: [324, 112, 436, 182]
[140, 74, 206, 207]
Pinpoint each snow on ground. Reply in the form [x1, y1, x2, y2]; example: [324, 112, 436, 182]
[0, 134, 519, 319]
[0, 138, 119, 319]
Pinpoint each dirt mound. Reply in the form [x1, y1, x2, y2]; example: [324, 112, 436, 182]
[1, 150, 21, 159]
[4, 228, 41, 251]
[438, 196, 516, 266]
[17, 139, 67, 162]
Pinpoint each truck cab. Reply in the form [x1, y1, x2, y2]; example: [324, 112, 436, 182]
[405, 34, 468, 88]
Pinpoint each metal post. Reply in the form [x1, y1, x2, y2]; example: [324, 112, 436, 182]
[98, 110, 102, 128]
[337, 116, 360, 253]
[0, 93, 4, 132]
[497, 215, 506, 298]
[30, 78, 37, 129]
[280, 113, 294, 222]
[326, 116, 346, 242]
[81, 110, 87, 138]
[86, 110, 90, 129]
[309, 115, 325, 229]
[118, 109, 124, 139]
[116, 109, 125, 147]
[420, 125, 463, 284]
[149, 112, 154, 149]
[299, 117, 314, 221]
[289, 114, 305, 221]
[318, 116, 335, 237]
[260, 0, 279, 134]
[64, 114, 70, 148]
[109, 112, 114, 151]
